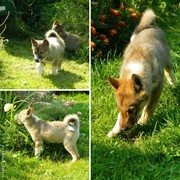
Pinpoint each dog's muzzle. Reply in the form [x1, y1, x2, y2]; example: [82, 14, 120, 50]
[34, 54, 42, 63]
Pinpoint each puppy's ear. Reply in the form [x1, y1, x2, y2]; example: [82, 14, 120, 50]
[53, 21, 59, 25]
[132, 74, 143, 92]
[108, 76, 120, 90]
[27, 104, 33, 117]
[31, 38, 38, 47]
[42, 39, 49, 47]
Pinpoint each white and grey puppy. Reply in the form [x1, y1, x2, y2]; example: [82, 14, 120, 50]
[52, 21, 82, 52]
[15, 104, 80, 162]
[31, 30, 65, 75]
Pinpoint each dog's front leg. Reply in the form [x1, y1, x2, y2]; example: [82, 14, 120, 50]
[108, 113, 121, 138]
[36, 63, 44, 75]
[34, 141, 43, 156]
[50, 66, 57, 75]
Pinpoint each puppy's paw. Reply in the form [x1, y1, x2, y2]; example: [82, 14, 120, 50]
[108, 131, 118, 138]
[36, 63, 44, 75]
[137, 118, 147, 126]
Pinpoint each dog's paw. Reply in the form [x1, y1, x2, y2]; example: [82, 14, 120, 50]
[108, 131, 118, 138]
[36, 63, 44, 75]
[137, 118, 147, 126]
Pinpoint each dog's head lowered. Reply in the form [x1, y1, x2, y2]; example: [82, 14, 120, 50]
[31, 38, 49, 63]
[15, 103, 34, 124]
[108, 74, 148, 131]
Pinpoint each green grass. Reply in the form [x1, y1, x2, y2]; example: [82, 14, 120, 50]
[91, 19, 180, 179]
[0, 39, 89, 89]
[0, 0, 89, 89]
[0, 92, 89, 179]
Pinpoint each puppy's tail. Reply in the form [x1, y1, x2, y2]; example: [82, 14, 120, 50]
[45, 29, 60, 38]
[131, 9, 156, 41]
[63, 114, 80, 132]
[45, 30, 65, 46]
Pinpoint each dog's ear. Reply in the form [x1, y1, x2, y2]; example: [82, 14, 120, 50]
[53, 20, 59, 25]
[108, 76, 120, 90]
[31, 38, 38, 47]
[42, 39, 49, 47]
[132, 74, 143, 92]
[27, 103, 34, 117]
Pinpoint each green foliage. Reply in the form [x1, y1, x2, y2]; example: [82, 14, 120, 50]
[91, 0, 179, 59]
[0, 92, 89, 179]
[0, 92, 89, 159]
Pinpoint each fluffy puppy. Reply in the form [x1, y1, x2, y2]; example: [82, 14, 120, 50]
[52, 21, 82, 52]
[15, 104, 80, 162]
[108, 9, 175, 138]
[31, 30, 65, 75]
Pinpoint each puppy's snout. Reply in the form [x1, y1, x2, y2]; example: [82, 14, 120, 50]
[14, 114, 22, 124]
[14, 114, 18, 120]
[35, 59, 40, 63]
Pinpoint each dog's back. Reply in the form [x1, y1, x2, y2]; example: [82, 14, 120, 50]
[121, 9, 173, 90]
[45, 30, 65, 61]
[52, 21, 81, 52]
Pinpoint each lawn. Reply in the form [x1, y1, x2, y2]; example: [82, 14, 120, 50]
[91, 16, 180, 180]
[0, 91, 89, 179]
[0, 0, 89, 90]
[0, 38, 89, 90]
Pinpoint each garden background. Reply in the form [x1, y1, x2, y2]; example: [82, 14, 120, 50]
[0, 0, 89, 89]
[0, 91, 89, 179]
[92, 0, 180, 179]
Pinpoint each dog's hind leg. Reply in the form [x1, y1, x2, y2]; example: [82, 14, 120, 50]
[35, 141, 43, 156]
[138, 83, 164, 125]
[164, 51, 175, 86]
[64, 140, 79, 162]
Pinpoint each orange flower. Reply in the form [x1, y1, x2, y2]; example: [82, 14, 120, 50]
[130, 13, 138, 18]
[110, 9, 120, 17]
[91, 26, 96, 36]
[126, 8, 135, 13]
[109, 29, 118, 36]
[118, 21, 126, 27]
[91, 41, 96, 50]
[99, 34, 106, 40]
[99, 15, 107, 22]
[103, 38, 110, 44]
[119, 5, 126, 9]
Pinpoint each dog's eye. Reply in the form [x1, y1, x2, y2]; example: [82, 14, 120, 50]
[34, 51, 37, 54]
[40, 51, 43, 54]
[128, 106, 135, 114]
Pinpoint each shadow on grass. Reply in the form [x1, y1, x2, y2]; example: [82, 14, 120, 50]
[4, 38, 32, 60]
[91, 137, 178, 180]
[44, 69, 83, 89]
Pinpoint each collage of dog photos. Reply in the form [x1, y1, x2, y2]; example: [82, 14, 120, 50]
[0, 0, 179, 179]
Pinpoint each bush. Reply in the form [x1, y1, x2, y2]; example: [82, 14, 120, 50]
[91, 1, 141, 59]
[91, 0, 179, 60]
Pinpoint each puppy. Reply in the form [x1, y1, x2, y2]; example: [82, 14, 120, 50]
[52, 21, 82, 52]
[108, 9, 175, 138]
[31, 30, 65, 75]
[15, 104, 80, 162]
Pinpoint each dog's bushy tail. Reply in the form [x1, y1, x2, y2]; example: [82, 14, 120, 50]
[45, 29, 60, 38]
[63, 114, 80, 132]
[131, 9, 156, 41]
[45, 29, 65, 47]
[138, 9, 156, 30]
